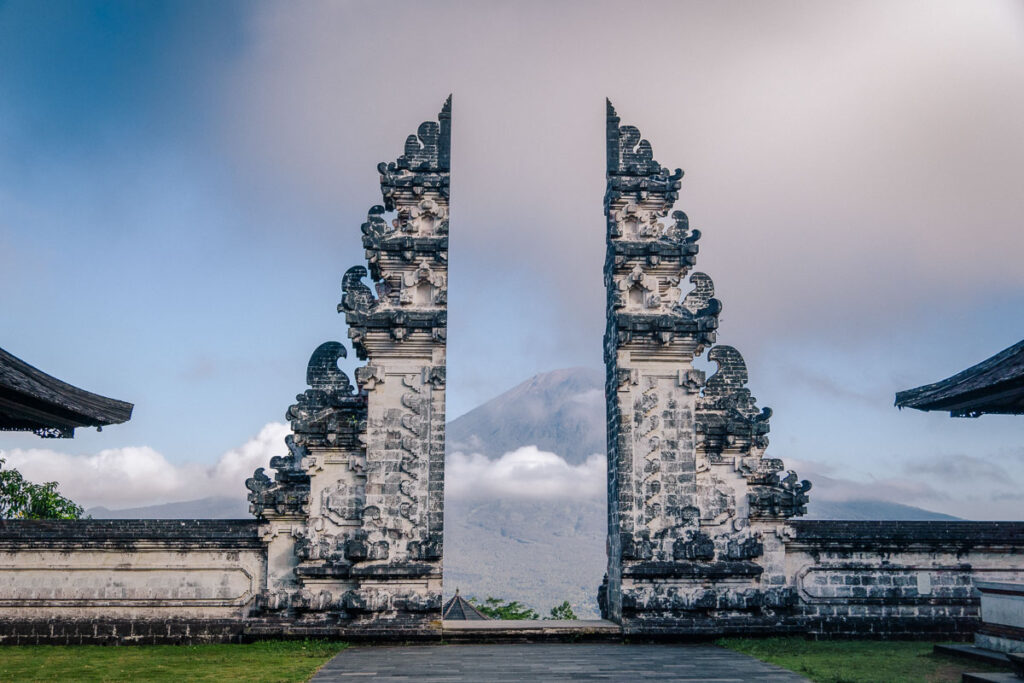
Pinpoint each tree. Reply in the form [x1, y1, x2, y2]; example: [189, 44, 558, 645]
[469, 596, 539, 620]
[0, 458, 84, 519]
[546, 600, 578, 620]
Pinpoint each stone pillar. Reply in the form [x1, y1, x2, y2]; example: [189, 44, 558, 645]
[247, 98, 450, 636]
[601, 101, 811, 636]
[338, 96, 450, 629]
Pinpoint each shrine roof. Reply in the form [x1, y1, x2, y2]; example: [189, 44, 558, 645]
[0, 346, 133, 438]
[442, 591, 490, 621]
[895, 339, 1024, 417]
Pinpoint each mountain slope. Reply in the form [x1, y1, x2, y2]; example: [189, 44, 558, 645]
[444, 498, 606, 618]
[88, 496, 248, 519]
[804, 499, 958, 521]
[447, 367, 605, 465]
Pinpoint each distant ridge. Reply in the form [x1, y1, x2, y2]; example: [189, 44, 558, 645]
[805, 499, 958, 521]
[88, 496, 248, 519]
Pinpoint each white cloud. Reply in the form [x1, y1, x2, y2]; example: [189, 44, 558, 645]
[568, 389, 605, 409]
[447, 447, 605, 500]
[5, 423, 1018, 520]
[0, 422, 289, 509]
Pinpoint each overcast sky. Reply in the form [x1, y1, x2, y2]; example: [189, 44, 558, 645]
[1, 0, 1022, 519]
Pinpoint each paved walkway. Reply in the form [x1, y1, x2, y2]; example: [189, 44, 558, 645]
[311, 643, 810, 681]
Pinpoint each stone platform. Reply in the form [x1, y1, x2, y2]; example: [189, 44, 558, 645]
[311, 643, 810, 682]
[441, 619, 621, 643]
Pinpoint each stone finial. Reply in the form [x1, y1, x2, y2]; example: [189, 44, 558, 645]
[340, 267, 377, 318]
[679, 272, 719, 317]
[306, 341, 354, 391]
[394, 95, 452, 172]
[605, 99, 683, 205]
[287, 342, 366, 448]
[378, 97, 452, 208]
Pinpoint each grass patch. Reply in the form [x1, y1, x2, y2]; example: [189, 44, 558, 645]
[718, 637, 1008, 683]
[0, 639, 347, 682]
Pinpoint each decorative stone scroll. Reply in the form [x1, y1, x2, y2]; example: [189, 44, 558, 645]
[247, 98, 450, 635]
[602, 100, 810, 634]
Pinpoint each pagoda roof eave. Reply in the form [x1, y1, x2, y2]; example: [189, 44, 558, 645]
[0, 346, 134, 438]
[894, 339, 1024, 417]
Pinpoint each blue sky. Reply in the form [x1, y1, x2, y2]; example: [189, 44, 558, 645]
[1, 0, 1022, 518]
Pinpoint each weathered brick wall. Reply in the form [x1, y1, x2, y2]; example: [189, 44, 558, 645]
[602, 101, 812, 636]
[0, 520, 264, 644]
[786, 521, 1024, 639]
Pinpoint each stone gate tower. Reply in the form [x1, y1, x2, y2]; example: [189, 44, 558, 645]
[247, 98, 450, 636]
[602, 101, 811, 635]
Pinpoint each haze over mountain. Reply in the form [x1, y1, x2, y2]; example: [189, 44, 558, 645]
[88, 367, 962, 618]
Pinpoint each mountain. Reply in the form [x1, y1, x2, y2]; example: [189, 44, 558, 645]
[804, 499, 958, 521]
[447, 367, 606, 465]
[88, 496, 249, 519]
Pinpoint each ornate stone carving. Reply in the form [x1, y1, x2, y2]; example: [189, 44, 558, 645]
[398, 260, 446, 306]
[695, 345, 772, 460]
[254, 98, 451, 628]
[286, 342, 366, 449]
[249, 102, 446, 634]
[603, 100, 811, 632]
[748, 469, 812, 519]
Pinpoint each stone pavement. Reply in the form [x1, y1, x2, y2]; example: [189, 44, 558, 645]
[311, 643, 810, 681]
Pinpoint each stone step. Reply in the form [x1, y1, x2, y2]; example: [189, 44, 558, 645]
[935, 643, 1013, 667]
[961, 674, 1020, 683]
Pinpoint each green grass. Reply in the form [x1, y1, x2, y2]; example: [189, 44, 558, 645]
[718, 637, 1008, 683]
[0, 640, 347, 682]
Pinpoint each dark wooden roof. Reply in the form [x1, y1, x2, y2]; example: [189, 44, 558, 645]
[895, 339, 1024, 417]
[0, 347, 133, 438]
[442, 592, 490, 620]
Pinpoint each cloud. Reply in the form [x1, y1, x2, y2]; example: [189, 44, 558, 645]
[789, 455, 1023, 520]
[0, 429, 606, 509]
[447, 447, 605, 500]
[568, 389, 605, 409]
[788, 457, 945, 503]
[0, 422, 289, 509]
[904, 453, 1016, 484]
[217, 0, 1024, 345]
[5, 421, 1018, 520]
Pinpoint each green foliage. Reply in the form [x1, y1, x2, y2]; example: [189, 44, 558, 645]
[469, 596, 539, 620]
[717, 637, 1009, 683]
[0, 640, 347, 682]
[0, 457, 84, 520]
[546, 600, 578, 620]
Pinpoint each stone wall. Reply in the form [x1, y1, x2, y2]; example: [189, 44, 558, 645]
[787, 521, 1024, 639]
[0, 520, 263, 644]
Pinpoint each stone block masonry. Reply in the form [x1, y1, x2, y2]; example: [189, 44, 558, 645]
[0, 99, 1020, 643]
[601, 100, 812, 635]
[0, 520, 263, 644]
[244, 97, 451, 636]
[787, 522, 1024, 639]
